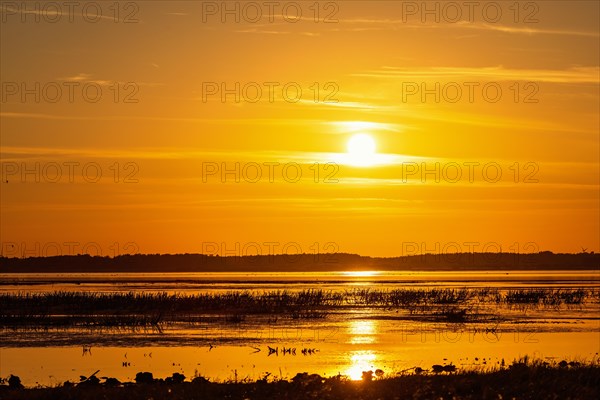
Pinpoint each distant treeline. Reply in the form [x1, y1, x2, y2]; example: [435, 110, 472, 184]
[0, 252, 599, 272]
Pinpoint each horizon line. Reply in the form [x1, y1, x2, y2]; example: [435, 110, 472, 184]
[1, 250, 598, 260]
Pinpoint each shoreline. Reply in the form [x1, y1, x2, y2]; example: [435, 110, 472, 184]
[2, 361, 600, 400]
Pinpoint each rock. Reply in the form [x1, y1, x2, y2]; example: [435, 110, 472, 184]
[8, 375, 23, 390]
[104, 377, 121, 386]
[192, 376, 209, 384]
[291, 372, 323, 386]
[78, 376, 100, 386]
[443, 365, 457, 373]
[432, 365, 444, 374]
[135, 372, 154, 384]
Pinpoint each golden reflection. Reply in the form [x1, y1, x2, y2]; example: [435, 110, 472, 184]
[342, 271, 380, 278]
[345, 350, 377, 381]
[349, 319, 378, 344]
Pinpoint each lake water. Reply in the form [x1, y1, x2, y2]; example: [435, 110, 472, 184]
[1, 271, 599, 386]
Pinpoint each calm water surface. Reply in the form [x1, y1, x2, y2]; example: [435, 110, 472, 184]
[1, 271, 599, 386]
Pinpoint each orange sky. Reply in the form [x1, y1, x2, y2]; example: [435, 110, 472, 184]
[1, 1, 599, 258]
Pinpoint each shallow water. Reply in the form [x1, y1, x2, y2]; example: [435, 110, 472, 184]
[1, 271, 599, 386]
[1, 270, 599, 294]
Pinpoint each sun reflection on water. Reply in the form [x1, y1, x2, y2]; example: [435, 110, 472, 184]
[349, 319, 378, 344]
[345, 350, 377, 380]
[342, 271, 380, 278]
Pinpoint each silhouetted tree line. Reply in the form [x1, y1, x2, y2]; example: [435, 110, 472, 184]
[0, 252, 598, 272]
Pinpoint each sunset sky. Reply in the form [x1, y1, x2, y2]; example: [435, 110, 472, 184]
[1, 1, 599, 257]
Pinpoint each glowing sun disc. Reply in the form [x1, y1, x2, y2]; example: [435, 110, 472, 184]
[346, 134, 377, 166]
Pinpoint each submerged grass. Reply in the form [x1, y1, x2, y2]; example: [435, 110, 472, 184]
[0, 288, 596, 327]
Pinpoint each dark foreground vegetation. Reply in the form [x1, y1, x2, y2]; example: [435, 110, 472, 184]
[2, 360, 599, 400]
[1, 251, 599, 272]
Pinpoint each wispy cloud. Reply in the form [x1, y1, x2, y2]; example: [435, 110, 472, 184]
[55, 73, 163, 87]
[352, 66, 600, 84]
[234, 28, 289, 35]
[296, 99, 381, 111]
[337, 18, 599, 38]
[462, 22, 600, 37]
[0, 112, 332, 126]
[0, 146, 312, 161]
[326, 121, 405, 134]
[58, 73, 92, 82]
[0, 5, 120, 21]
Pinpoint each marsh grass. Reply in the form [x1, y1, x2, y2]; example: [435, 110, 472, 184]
[504, 288, 588, 309]
[0, 288, 595, 328]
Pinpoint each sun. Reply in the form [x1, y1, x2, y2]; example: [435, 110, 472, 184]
[346, 133, 377, 166]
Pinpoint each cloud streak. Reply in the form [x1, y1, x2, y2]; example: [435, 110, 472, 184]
[352, 66, 600, 84]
